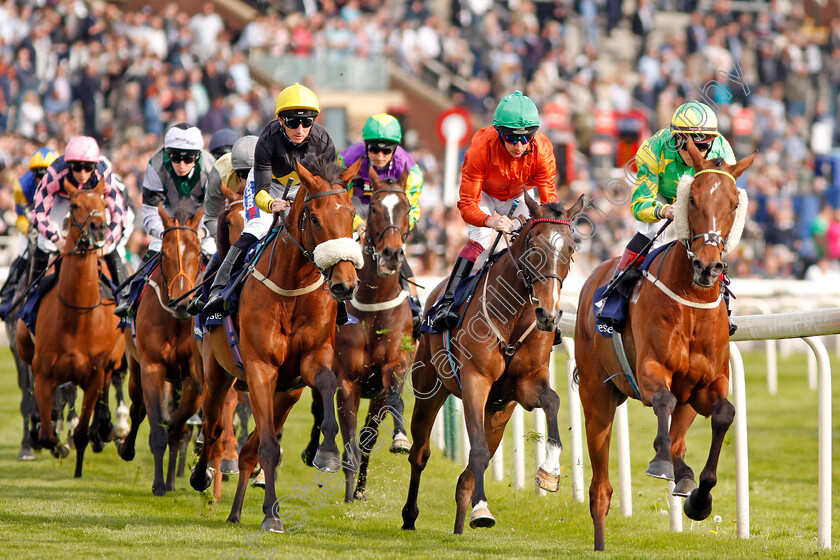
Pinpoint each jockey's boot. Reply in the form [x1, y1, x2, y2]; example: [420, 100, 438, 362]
[102, 251, 128, 288]
[431, 256, 474, 331]
[0, 256, 28, 319]
[553, 327, 563, 346]
[203, 245, 245, 315]
[595, 246, 646, 322]
[29, 247, 51, 283]
[408, 295, 422, 339]
[186, 253, 222, 315]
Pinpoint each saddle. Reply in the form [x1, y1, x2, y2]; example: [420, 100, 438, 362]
[19, 269, 115, 333]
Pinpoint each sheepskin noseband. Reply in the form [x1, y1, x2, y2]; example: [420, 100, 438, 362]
[673, 172, 748, 252]
[313, 237, 364, 270]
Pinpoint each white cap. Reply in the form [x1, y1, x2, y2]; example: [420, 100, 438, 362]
[164, 124, 203, 151]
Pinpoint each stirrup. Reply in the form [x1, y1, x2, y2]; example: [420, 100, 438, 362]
[203, 290, 228, 315]
[114, 300, 132, 318]
[185, 295, 206, 316]
[432, 302, 458, 331]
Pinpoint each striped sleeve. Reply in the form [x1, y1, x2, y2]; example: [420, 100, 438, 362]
[100, 167, 124, 249]
[404, 163, 423, 230]
[631, 137, 664, 223]
[32, 167, 64, 242]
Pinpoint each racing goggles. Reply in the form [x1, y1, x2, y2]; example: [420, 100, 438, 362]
[499, 131, 535, 145]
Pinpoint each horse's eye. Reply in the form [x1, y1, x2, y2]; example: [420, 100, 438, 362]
[311, 215, 320, 227]
[689, 195, 696, 207]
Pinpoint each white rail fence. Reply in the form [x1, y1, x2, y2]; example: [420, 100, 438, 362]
[428, 304, 838, 551]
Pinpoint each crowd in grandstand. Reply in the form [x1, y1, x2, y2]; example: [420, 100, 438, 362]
[1, 0, 839, 281]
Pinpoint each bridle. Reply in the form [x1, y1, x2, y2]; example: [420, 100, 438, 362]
[505, 218, 574, 304]
[66, 191, 106, 255]
[363, 187, 410, 274]
[682, 168, 737, 262]
[159, 222, 199, 298]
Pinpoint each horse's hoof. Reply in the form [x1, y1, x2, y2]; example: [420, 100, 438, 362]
[469, 501, 496, 529]
[54, 443, 71, 459]
[226, 514, 241, 524]
[672, 478, 698, 498]
[260, 517, 285, 533]
[220, 459, 239, 475]
[189, 465, 213, 492]
[152, 483, 167, 497]
[251, 469, 266, 489]
[301, 449, 315, 467]
[645, 459, 674, 481]
[17, 447, 35, 461]
[534, 467, 560, 492]
[354, 489, 367, 501]
[312, 449, 340, 473]
[683, 490, 713, 521]
[186, 413, 202, 426]
[114, 403, 130, 439]
[90, 432, 106, 453]
[166, 483, 176, 493]
[389, 433, 410, 454]
[117, 442, 135, 462]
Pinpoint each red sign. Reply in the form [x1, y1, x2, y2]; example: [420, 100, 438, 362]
[544, 102, 570, 130]
[436, 106, 473, 148]
[732, 108, 753, 136]
[594, 109, 616, 135]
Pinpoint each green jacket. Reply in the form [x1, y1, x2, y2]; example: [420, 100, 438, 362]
[631, 127, 736, 222]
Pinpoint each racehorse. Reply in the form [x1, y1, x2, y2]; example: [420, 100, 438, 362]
[330, 166, 414, 502]
[117, 203, 204, 496]
[402, 192, 585, 532]
[574, 140, 755, 550]
[15, 179, 123, 477]
[191, 157, 363, 532]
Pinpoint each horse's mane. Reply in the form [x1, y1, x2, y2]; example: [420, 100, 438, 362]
[170, 200, 199, 224]
[541, 201, 569, 219]
[300, 156, 347, 188]
[217, 208, 231, 258]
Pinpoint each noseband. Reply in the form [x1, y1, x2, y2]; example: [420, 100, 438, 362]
[683, 168, 737, 262]
[363, 188, 410, 273]
[507, 218, 573, 303]
[66, 193, 106, 255]
[160, 223, 199, 297]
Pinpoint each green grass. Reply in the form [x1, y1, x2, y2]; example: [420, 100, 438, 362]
[0, 346, 838, 559]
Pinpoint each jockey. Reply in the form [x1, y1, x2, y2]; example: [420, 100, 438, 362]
[596, 100, 739, 334]
[208, 128, 239, 160]
[202, 82, 336, 314]
[114, 123, 216, 318]
[337, 113, 424, 336]
[30, 136, 127, 287]
[186, 135, 258, 314]
[0, 147, 59, 319]
[432, 91, 559, 337]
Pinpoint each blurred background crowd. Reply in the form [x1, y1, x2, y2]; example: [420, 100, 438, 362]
[1, 0, 839, 283]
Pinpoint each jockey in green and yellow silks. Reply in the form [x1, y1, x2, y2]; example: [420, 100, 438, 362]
[600, 101, 739, 334]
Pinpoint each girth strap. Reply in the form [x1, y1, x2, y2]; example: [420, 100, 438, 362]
[252, 269, 324, 297]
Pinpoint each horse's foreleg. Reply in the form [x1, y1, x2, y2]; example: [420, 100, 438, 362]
[402, 345, 447, 531]
[140, 363, 168, 496]
[382, 361, 410, 453]
[646, 387, 677, 481]
[235, 392, 252, 452]
[454, 403, 515, 534]
[517, 370, 563, 492]
[89, 374, 113, 452]
[73, 375, 104, 478]
[301, 389, 323, 467]
[34, 373, 58, 451]
[117, 356, 145, 461]
[684, 396, 734, 521]
[15, 350, 35, 459]
[459, 373, 494, 530]
[670, 404, 699, 497]
[166, 375, 201, 493]
[312, 366, 340, 473]
[190, 357, 233, 495]
[336, 379, 361, 503]
[220, 385, 240, 476]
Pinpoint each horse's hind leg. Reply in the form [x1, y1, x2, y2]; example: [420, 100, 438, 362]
[228, 429, 260, 524]
[166, 376, 201, 493]
[336, 381, 361, 503]
[645, 388, 677, 480]
[354, 397, 390, 501]
[684, 396, 734, 521]
[14, 344, 35, 460]
[402, 346, 447, 531]
[454, 403, 515, 534]
[670, 404, 699, 497]
[73, 373, 105, 478]
[117, 355, 146, 461]
[311, 366, 341, 473]
[384, 366, 410, 454]
[220, 386, 241, 476]
[301, 388, 323, 466]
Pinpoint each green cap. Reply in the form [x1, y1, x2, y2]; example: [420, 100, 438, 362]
[492, 91, 540, 133]
[362, 113, 402, 144]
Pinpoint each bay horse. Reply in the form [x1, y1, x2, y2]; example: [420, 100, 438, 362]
[117, 203, 204, 497]
[331, 165, 414, 502]
[191, 157, 363, 532]
[574, 140, 755, 550]
[402, 192, 585, 532]
[15, 180, 123, 477]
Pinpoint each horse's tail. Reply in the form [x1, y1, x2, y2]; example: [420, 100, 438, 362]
[217, 208, 231, 259]
[572, 365, 580, 387]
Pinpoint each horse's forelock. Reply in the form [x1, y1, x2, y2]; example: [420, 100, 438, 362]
[301, 156, 346, 189]
[171, 200, 198, 224]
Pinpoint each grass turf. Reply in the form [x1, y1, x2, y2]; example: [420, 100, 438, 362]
[0, 345, 838, 559]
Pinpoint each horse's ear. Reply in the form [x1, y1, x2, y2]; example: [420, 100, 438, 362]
[681, 137, 706, 171]
[295, 160, 315, 194]
[523, 188, 542, 218]
[187, 206, 204, 230]
[339, 157, 363, 185]
[729, 151, 756, 180]
[567, 193, 586, 220]
[63, 178, 78, 198]
[158, 203, 173, 229]
[221, 184, 235, 202]
[399, 165, 410, 190]
[94, 177, 106, 196]
[369, 164, 382, 191]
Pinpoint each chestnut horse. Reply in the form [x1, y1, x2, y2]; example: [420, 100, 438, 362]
[332, 166, 414, 502]
[402, 193, 584, 532]
[15, 181, 124, 477]
[191, 157, 363, 532]
[574, 140, 755, 550]
[117, 204, 204, 496]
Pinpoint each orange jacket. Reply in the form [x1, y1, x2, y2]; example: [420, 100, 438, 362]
[457, 126, 558, 227]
